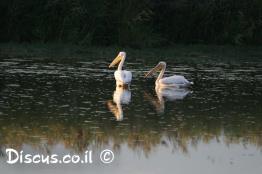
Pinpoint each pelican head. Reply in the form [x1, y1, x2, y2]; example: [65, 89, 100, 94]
[145, 61, 166, 77]
[109, 51, 126, 68]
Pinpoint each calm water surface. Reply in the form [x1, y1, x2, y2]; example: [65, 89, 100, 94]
[0, 56, 262, 174]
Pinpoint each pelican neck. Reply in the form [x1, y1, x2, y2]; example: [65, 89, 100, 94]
[156, 64, 166, 82]
[117, 56, 126, 70]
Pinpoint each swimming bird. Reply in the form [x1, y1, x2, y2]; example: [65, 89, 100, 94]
[109, 51, 132, 87]
[145, 61, 193, 88]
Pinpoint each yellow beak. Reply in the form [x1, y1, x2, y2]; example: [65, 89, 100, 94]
[109, 55, 122, 68]
[144, 64, 162, 77]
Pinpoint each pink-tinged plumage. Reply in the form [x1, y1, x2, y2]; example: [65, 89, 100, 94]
[109, 52, 132, 87]
[145, 61, 193, 88]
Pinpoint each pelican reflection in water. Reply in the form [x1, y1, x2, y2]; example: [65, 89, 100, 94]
[107, 86, 131, 121]
[144, 86, 191, 114]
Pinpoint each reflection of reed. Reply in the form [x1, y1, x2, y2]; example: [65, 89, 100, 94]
[0, 145, 5, 157]
[1, 119, 262, 157]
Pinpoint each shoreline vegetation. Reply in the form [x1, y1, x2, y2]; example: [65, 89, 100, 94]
[0, 1, 261, 46]
[1, 43, 262, 61]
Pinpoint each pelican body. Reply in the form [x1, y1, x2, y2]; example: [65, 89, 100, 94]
[109, 52, 132, 87]
[145, 61, 193, 88]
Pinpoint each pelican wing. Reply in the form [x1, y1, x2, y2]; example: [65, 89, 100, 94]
[160, 75, 191, 85]
[114, 70, 132, 84]
[158, 75, 193, 88]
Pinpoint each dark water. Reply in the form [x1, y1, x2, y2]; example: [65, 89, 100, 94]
[0, 56, 262, 174]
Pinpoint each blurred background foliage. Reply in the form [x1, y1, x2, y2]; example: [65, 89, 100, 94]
[0, 0, 261, 47]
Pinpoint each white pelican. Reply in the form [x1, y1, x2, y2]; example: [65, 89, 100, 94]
[145, 61, 193, 88]
[109, 51, 132, 87]
[144, 87, 191, 114]
[107, 86, 131, 121]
